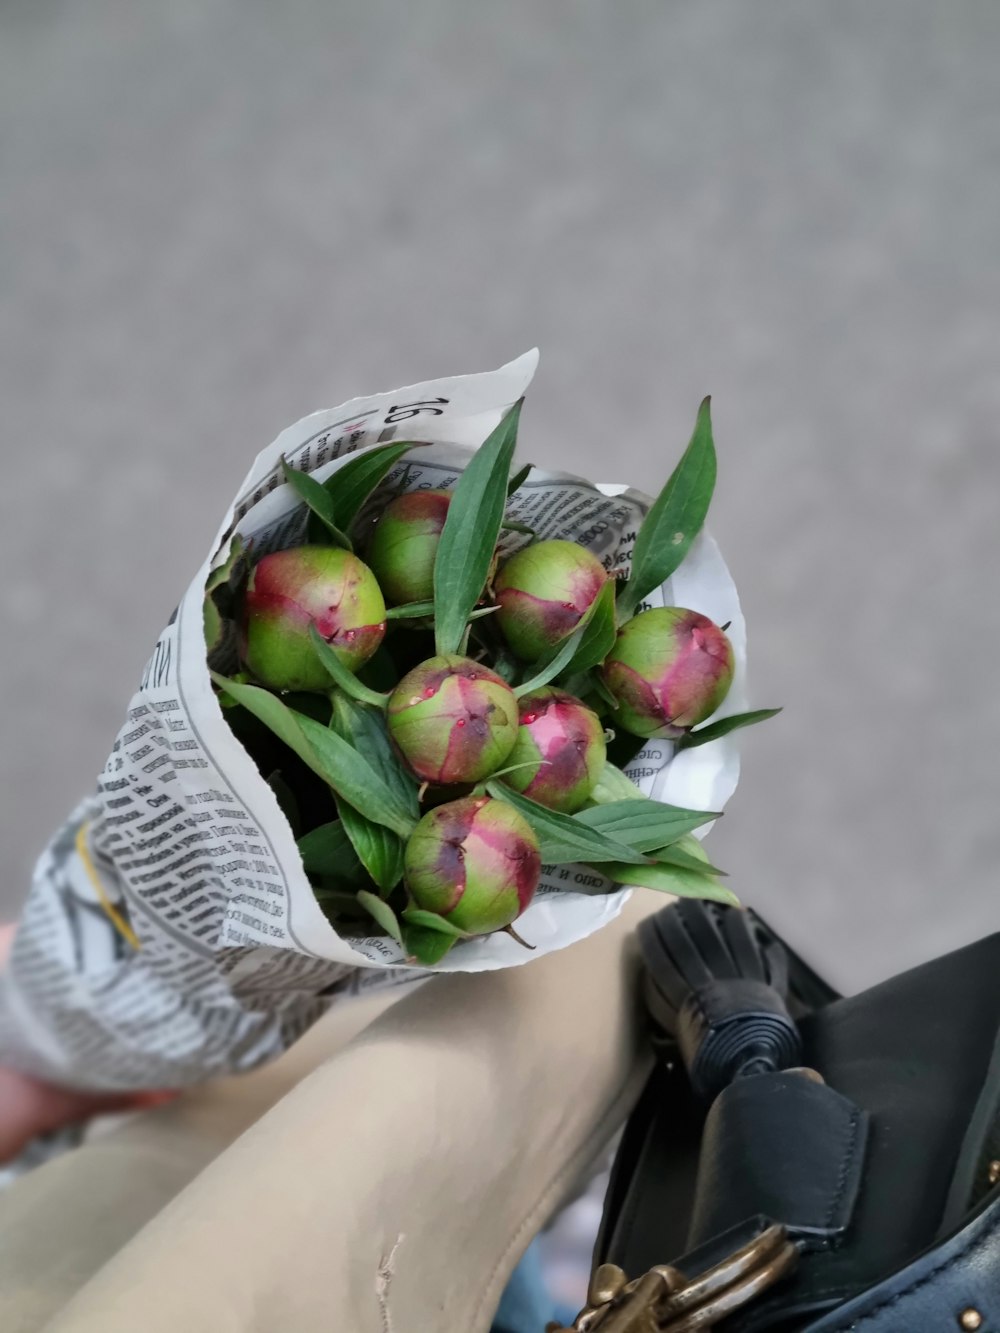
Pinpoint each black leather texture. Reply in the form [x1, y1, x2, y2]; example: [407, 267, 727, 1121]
[687, 1072, 869, 1249]
[597, 913, 1000, 1332]
[802, 1188, 1000, 1332]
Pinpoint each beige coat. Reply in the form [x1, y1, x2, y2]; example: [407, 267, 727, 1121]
[0, 894, 657, 1332]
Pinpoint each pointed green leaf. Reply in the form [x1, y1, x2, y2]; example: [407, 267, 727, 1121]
[330, 694, 420, 819]
[677, 708, 782, 750]
[652, 834, 727, 877]
[385, 601, 500, 623]
[355, 889, 403, 944]
[212, 675, 416, 836]
[574, 799, 718, 850]
[402, 921, 456, 965]
[339, 803, 405, 895]
[297, 819, 363, 879]
[205, 534, 248, 596]
[590, 762, 646, 804]
[281, 460, 353, 548]
[401, 907, 472, 939]
[561, 578, 618, 677]
[617, 398, 717, 619]
[323, 441, 428, 531]
[308, 625, 390, 708]
[602, 858, 738, 906]
[590, 673, 620, 712]
[485, 782, 651, 865]
[386, 600, 435, 620]
[434, 401, 522, 654]
[513, 621, 587, 698]
[506, 463, 533, 497]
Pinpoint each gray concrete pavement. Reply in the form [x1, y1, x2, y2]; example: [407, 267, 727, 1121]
[2, 0, 999, 992]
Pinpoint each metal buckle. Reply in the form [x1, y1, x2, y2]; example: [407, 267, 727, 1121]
[546, 1224, 798, 1332]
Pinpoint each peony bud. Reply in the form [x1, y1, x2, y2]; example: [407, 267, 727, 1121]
[502, 688, 607, 813]
[601, 607, 734, 738]
[493, 539, 608, 661]
[404, 795, 541, 934]
[387, 655, 518, 785]
[243, 546, 386, 692]
[367, 488, 451, 606]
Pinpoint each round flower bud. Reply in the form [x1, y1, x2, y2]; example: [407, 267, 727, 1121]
[387, 655, 518, 785]
[404, 795, 541, 934]
[502, 688, 607, 813]
[367, 489, 451, 605]
[601, 607, 734, 738]
[493, 540, 608, 661]
[242, 546, 386, 691]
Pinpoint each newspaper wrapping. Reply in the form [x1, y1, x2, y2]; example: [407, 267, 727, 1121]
[0, 352, 748, 1091]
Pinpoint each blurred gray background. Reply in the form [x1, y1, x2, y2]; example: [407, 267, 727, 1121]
[2, 0, 998, 994]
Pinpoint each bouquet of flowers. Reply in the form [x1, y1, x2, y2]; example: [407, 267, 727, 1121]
[208, 379, 776, 967]
[0, 352, 775, 1089]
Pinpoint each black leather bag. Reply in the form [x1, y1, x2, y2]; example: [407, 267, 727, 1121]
[575, 902, 1000, 1332]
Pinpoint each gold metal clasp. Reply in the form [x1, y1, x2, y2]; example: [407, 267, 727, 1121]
[546, 1224, 798, 1332]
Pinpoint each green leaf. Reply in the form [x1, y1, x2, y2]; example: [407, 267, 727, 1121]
[617, 397, 717, 619]
[506, 463, 533, 497]
[291, 716, 418, 836]
[310, 886, 367, 913]
[205, 534, 248, 597]
[513, 622, 588, 698]
[385, 601, 500, 623]
[339, 803, 405, 895]
[204, 535, 249, 658]
[329, 694, 420, 819]
[355, 889, 403, 944]
[265, 770, 300, 836]
[562, 579, 618, 677]
[323, 441, 427, 532]
[308, 625, 390, 708]
[590, 762, 646, 804]
[574, 799, 718, 851]
[677, 708, 782, 750]
[590, 673, 620, 712]
[500, 520, 535, 536]
[297, 819, 363, 879]
[281, 460, 353, 549]
[434, 401, 522, 654]
[485, 782, 651, 866]
[203, 595, 225, 654]
[601, 858, 738, 906]
[385, 600, 435, 620]
[212, 675, 416, 836]
[402, 921, 456, 965]
[652, 834, 727, 877]
[401, 907, 472, 939]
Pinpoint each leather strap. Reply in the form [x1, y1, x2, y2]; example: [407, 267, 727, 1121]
[803, 1190, 1000, 1331]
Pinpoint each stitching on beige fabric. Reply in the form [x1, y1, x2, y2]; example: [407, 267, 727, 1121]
[375, 1232, 406, 1333]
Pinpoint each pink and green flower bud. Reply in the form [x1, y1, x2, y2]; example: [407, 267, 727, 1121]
[387, 655, 518, 785]
[502, 688, 607, 813]
[367, 489, 451, 606]
[242, 545, 386, 692]
[493, 539, 608, 661]
[601, 607, 734, 738]
[404, 795, 541, 934]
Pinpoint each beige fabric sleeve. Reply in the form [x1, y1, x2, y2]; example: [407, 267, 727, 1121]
[0, 983, 412, 1333]
[16, 893, 656, 1333]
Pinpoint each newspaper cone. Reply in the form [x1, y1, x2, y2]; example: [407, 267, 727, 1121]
[0, 352, 747, 1090]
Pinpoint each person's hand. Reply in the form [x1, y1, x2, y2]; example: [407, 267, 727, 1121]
[0, 924, 174, 1164]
